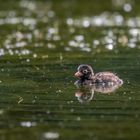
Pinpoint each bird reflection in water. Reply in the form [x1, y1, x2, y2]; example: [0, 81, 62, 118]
[75, 87, 94, 103]
[75, 82, 123, 103]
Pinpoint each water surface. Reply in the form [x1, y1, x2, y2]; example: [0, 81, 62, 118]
[0, 0, 140, 139]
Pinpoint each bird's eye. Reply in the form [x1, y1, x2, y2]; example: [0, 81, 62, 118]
[83, 69, 88, 74]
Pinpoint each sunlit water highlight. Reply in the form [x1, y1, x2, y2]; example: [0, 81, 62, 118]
[0, 1, 140, 57]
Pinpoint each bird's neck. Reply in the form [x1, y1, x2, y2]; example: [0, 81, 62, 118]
[81, 75, 93, 81]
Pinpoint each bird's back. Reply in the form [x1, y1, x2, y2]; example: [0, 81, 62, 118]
[94, 72, 123, 85]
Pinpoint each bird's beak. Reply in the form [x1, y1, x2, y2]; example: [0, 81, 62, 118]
[74, 71, 83, 77]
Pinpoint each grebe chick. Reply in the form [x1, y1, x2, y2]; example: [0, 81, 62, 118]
[74, 64, 123, 86]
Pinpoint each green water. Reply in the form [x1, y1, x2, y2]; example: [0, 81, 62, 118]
[0, 0, 140, 139]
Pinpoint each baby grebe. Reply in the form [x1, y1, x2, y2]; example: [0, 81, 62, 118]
[74, 64, 123, 86]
